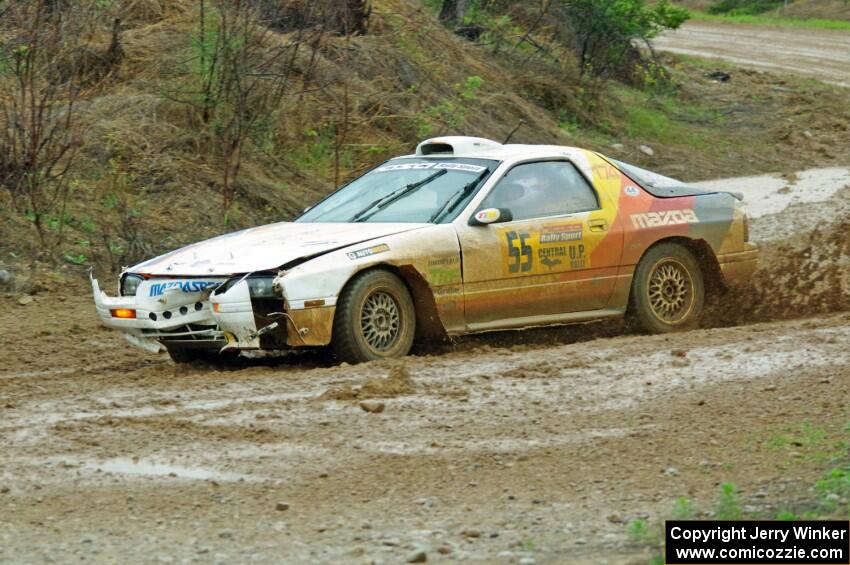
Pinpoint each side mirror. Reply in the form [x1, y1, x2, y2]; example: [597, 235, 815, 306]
[469, 207, 513, 226]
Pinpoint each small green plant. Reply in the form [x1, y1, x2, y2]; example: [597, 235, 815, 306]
[627, 518, 654, 545]
[775, 510, 799, 520]
[63, 252, 88, 266]
[558, 110, 581, 136]
[80, 217, 96, 234]
[815, 466, 850, 514]
[715, 483, 742, 520]
[459, 75, 483, 101]
[672, 497, 697, 520]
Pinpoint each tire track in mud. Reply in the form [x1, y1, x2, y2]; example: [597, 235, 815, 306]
[2, 314, 849, 564]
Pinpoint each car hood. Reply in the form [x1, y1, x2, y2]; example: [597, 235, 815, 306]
[129, 222, 430, 276]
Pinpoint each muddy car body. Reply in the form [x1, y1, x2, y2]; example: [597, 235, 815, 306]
[92, 136, 758, 363]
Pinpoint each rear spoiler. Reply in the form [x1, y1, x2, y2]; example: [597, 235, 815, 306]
[644, 184, 743, 201]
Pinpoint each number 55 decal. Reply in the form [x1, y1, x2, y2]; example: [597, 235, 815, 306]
[506, 231, 533, 274]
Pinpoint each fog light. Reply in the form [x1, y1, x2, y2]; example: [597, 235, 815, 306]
[110, 308, 136, 319]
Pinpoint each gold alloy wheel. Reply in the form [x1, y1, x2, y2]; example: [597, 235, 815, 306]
[360, 289, 401, 351]
[647, 258, 695, 324]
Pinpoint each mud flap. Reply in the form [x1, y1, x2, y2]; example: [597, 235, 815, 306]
[210, 279, 260, 350]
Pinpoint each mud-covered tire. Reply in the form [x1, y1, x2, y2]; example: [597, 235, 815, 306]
[628, 243, 705, 333]
[332, 269, 416, 364]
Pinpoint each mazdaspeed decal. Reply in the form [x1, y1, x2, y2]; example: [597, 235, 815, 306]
[149, 280, 221, 297]
[630, 209, 698, 229]
[347, 243, 390, 260]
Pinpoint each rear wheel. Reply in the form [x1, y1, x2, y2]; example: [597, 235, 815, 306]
[332, 270, 416, 364]
[628, 243, 704, 333]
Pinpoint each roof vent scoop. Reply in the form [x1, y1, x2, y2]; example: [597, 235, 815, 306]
[416, 136, 502, 156]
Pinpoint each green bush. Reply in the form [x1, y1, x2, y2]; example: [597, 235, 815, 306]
[558, 0, 689, 80]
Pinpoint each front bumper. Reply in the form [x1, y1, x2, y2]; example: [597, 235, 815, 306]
[92, 275, 337, 353]
[717, 242, 759, 287]
[92, 276, 227, 352]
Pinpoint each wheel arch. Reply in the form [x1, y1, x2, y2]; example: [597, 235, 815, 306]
[338, 263, 450, 344]
[635, 236, 725, 297]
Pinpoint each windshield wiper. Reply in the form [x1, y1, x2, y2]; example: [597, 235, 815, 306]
[428, 169, 489, 224]
[350, 168, 447, 223]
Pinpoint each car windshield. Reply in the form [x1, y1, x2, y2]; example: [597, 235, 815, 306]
[609, 158, 684, 189]
[296, 157, 498, 223]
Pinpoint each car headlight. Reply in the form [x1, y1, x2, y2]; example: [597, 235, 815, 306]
[121, 274, 144, 297]
[247, 276, 278, 298]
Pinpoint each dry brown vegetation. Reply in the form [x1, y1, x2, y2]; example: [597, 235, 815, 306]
[0, 0, 848, 289]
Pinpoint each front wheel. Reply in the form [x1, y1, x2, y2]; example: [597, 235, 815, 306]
[332, 270, 416, 364]
[628, 243, 705, 333]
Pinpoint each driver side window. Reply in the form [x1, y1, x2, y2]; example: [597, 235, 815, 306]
[480, 161, 598, 221]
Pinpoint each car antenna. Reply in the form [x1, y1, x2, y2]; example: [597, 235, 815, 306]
[503, 120, 525, 144]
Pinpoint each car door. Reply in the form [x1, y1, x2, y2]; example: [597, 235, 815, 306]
[456, 159, 624, 330]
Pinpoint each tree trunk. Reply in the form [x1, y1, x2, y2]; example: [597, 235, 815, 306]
[439, 0, 468, 24]
[439, 0, 457, 23]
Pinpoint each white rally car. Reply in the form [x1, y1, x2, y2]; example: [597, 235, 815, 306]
[92, 137, 757, 363]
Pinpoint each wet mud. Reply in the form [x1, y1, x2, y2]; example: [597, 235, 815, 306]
[1, 170, 849, 563]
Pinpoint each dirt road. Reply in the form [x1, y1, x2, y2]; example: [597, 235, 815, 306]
[2, 169, 849, 564]
[654, 21, 850, 87]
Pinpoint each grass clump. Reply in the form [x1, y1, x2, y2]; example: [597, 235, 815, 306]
[714, 482, 742, 520]
[815, 465, 850, 515]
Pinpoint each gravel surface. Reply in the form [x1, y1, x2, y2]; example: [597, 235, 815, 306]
[654, 21, 850, 87]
